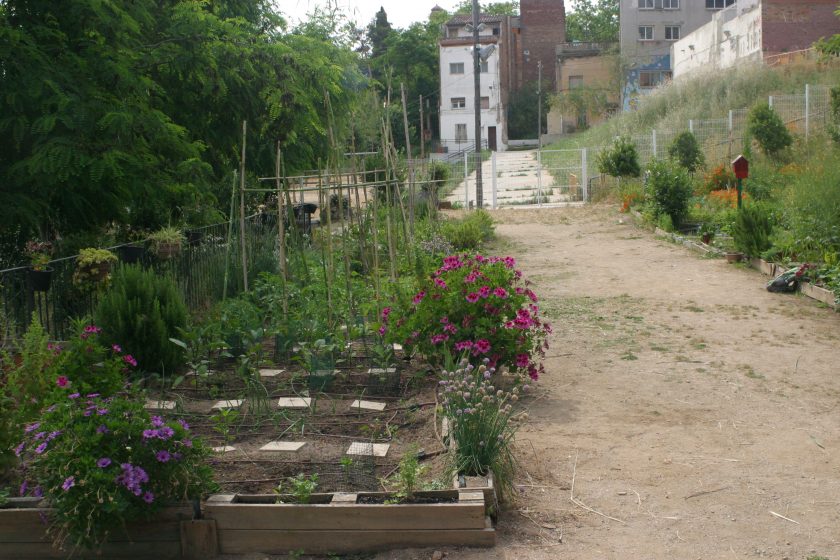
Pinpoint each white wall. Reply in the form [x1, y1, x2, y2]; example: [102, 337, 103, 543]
[439, 44, 506, 152]
[672, 0, 762, 78]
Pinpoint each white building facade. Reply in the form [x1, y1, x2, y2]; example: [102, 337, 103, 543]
[439, 19, 507, 152]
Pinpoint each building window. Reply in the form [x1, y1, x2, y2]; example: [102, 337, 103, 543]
[706, 0, 735, 8]
[450, 62, 465, 74]
[638, 0, 654, 9]
[451, 97, 466, 109]
[569, 75, 584, 89]
[663, 0, 679, 8]
[665, 26, 680, 40]
[639, 70, 672, 88]
[455, 124, 468, 142]
[480, 96, 490, 109]
[638, 26, 654, 41]
[480, 60, 489, 73]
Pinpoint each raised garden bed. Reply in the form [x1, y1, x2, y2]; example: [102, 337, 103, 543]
[0, 498, 194, 559]
[205, 489, 493, 555]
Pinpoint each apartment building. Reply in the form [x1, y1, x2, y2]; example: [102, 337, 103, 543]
[619, 0, 734, 110]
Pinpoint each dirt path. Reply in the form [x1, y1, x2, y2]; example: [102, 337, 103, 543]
[378, 205, 840, 560]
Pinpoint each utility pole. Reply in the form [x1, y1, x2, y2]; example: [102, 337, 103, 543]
[537, 60, 543, 151]
[419, 94, 425, 160]
[472, 0, 483, 208]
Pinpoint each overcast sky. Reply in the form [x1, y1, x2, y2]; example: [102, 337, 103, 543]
[279, 0, 463, 29]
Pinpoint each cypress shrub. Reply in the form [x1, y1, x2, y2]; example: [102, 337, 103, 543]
[95, 264, 187, 375]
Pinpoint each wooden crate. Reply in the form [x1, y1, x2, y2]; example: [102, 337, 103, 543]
[205, 490, 494, 555]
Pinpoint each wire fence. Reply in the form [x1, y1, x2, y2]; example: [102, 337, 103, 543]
[0, 215, 280, 344]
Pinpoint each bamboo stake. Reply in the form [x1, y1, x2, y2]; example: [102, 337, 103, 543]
[275, 142, 288, 283]
[239, 120, 249, 293]
[222, 170, 238, 301]
[400, 83, 415, 241]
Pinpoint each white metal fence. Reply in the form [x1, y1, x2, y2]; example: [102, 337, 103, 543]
[444, 83, 833, 209]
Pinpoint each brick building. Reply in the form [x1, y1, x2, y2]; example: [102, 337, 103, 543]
[520, 0, 567, 88]
[672, 0, 840, 78]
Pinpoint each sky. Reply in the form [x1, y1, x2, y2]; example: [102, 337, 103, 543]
[279, 0, 463, 29]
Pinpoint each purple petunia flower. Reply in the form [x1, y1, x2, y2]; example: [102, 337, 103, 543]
[112, 344, 122, 353]
[155, 450, 171, 463]
[14, 442, 25, 457]
[68, 393, 80, 399]
[97, 457, 112, 468]
[142, 429, 158, 440]
[19, 481, 28, 496]
[96, 408, 108, 415]
[33, 486, 43, 498]
[24, 422, 40, 433]
[34, 442, 47, 454]
[177, 419, 190, 431]
[62, 476, 75, 491]
[34, 431, 46, 440]
[157, 426, 174, 440]
[123, 354, 137, 367]
[151, 416, 164, 428]
[96, 425, 109, 434]
[143, 491, 155, 504]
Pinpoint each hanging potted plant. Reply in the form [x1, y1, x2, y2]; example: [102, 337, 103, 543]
[73, 248, 118, 286]
[149, 226, 185, 260]
[24, 240, 54, 292]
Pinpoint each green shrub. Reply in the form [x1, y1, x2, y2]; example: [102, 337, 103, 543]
[668, 131, 704, 173]
[215, 297, 263, 355]
[733, 204, 773, 257]
[440, 209, 495, 250]
[783, 150, 840, 260]
[597, 135, 641, 179]
[747, 103, 792, 158]
[645, 159, 693, 229]
[95, 265, 187, 375]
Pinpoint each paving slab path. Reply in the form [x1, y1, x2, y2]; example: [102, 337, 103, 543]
[375, 205, 840, 560]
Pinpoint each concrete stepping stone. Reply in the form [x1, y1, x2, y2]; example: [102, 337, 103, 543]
[346, 442, 390, 457]
[276, 397, 311, 408]
[144, 400, 176, 410]
[212, 445, 236, 453]
[260, 441, 307, 453]
[366, 367, 397, 375]
[259, 368, 285, 378]
[211, 399, 244, 410]
[350, 399, 387, 411]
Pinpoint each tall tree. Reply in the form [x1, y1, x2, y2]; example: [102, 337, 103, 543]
[565, 0, 618, 42]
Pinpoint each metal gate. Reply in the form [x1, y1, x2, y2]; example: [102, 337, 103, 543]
[448, 148, 590, 209]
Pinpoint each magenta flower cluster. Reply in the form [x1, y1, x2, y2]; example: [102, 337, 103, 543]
[386, 253, 551, 380]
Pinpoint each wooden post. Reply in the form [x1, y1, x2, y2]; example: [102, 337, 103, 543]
[419, 94, 425, 160]
[275, 142, 287, 283]
[180, 519, 218, 559]
[401, 83, 415, 240]
[239, 121, 248, 293]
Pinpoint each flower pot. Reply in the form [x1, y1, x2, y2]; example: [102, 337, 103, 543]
[156, 242, 182, 260]
[118, 244, 146, 264]
[78, 261, 112, 282]
[26, 267, 53, 292]
[725, 252, 744, 264]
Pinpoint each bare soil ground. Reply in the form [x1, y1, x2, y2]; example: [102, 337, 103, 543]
[376, 204, 840, 560]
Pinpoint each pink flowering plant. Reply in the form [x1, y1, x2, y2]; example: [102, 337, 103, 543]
[15, 393, 214, 550]
[384, 254, 551, 380]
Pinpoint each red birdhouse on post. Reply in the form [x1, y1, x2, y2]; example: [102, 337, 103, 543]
[732, 155, 749, 179]
[731, 155, 749, 209]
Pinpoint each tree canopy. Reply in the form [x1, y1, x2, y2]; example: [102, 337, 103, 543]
[0, 0, 364, 241]
[565, 0, 618, 42]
